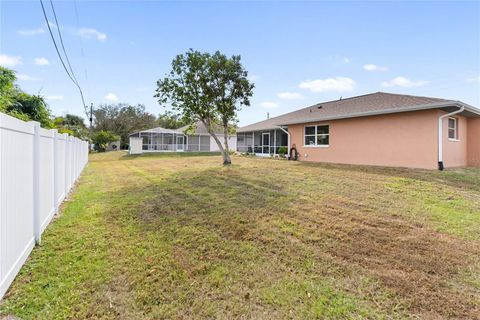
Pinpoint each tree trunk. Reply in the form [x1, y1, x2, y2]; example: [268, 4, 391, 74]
[201, 119, 231, 165]
[209, 131, 231, 165]
[222, 148, 231, 165]
[222, 121, 231, 165]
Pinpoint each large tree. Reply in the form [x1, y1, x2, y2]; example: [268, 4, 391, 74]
[0, 66, 16, 111]
[157, 110, 188, 129]
[54, 114, 89, 139]
[207, 51, 254, 161]
[93, 103, 157, 147]
[0, 66, 53, 128]
[12, 92, 53, 128]
[155, 49, 254, 165]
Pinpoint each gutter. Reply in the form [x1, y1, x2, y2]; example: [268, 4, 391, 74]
[276, 126, 290, 158]
[437, 105, 465, 170]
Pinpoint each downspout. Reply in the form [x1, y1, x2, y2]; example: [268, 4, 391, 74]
[438, 105, 464, 170]
[276, 126, 290, 158]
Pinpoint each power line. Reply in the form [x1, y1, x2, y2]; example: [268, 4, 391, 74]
[40, 0, 77, 87]
[49, 0, 78, 85]
[39, 0, 89, 118]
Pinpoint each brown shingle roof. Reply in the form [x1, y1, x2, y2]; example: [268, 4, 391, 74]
[238, 92, 477, 132]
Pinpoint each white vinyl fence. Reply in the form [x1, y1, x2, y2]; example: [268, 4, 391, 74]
[0, 112, 89, 299]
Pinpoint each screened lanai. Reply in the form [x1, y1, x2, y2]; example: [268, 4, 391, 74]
[236, 129, 288, 155]
[129, 127, 211, 152]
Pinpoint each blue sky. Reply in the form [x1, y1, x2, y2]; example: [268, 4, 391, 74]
[1, 0, 479, 126]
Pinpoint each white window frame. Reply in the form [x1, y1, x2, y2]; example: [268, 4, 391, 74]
[304, 124, 330, 148]
[448, 117, 459, 141]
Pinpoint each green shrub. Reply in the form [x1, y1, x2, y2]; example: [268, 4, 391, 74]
[92, 131, 119, 152]
[278, 146, 288, 155]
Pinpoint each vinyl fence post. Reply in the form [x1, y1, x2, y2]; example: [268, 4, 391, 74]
[64, 133, 69, 198]
[72, 138, 76, 181]
[52, 129, 58, 214]
[74, 139, 77, 179]
[75, 138, 78, 179]
[31, 121, 41, 245]
[75, 139, 78, 179]
[72, 137, 75, 183]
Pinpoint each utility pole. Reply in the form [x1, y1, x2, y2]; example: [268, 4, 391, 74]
[89, 103, 94, 151]
[89, 103, 93, 131]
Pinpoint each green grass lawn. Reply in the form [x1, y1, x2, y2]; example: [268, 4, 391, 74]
[1, 152, 479, 319]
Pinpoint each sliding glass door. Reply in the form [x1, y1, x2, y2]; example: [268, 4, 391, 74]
[262, 132, 270, 154]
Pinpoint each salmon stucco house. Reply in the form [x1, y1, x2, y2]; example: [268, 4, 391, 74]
[236, 92, 480, 170]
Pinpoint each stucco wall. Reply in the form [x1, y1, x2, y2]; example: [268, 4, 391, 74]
[440, 112, 468, 168]
[288, 110, 440, 169]
[467, 117, 480, 167]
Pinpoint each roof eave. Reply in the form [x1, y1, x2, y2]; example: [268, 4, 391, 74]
[454, 101, 480, 115]
[279, 101, 480, 126]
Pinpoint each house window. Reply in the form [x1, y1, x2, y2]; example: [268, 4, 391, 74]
[304, 125, 329, 146]
[448, 117, 458, 140]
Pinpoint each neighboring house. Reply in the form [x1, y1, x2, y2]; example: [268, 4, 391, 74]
[237, 92, 480, 169]
[129, 121, 236, 154]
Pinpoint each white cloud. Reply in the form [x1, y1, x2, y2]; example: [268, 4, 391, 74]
[248, 74, 259, 82]
[363, 64, 388, 72]
[78, 28, 107, 41]
[277, 92, 304, 100]
[381, 76, 429, 88]
[0, 54, 22, 67]
[17, 28, 45, 36]
[47, 23, 107, 42]
[260, 101, 279, 109]
[466, 75, 480, 83]
[299, 77, 356, 93]
[45, 95, 64, 101]
[17, 74, 40, 81]
[34, 57, 49, 66]
[343, 57, 350, 64]
[105, 93, 119, 102]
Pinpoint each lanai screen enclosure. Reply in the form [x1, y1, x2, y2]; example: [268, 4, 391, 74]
[236, 129, 289, 155]
[129, 122, 237, 154]
[130, 128, 211, 152]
